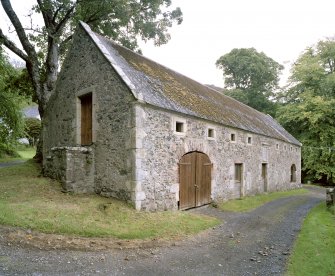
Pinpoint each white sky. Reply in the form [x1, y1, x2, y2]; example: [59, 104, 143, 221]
[1, 0, 335, 87]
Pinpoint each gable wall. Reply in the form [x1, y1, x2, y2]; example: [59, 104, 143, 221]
[134, 104, 301, 211]
[43, 27, 136, 200]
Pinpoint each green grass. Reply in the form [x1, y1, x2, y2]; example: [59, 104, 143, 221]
[0, 147, 36, 162]
[217, 189, 309, 212]
[0, 161, 219, 239]
[286, 203, 335, 276]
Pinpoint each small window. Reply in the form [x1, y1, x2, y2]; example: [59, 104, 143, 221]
[175, 121, 185, 133]
[208, 128, 215, 139]
[247, 136, 252, 144]
[231, 133, 236, 142]
[290, 146, 293, 151]
[235, 163, 243, 182]
[276, 143, 279, 150]
[284, 145, 287, 151]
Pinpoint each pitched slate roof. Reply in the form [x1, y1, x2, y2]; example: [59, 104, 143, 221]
[80, 22, 300, 146]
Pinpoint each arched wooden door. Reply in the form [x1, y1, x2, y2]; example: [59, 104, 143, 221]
[179, 152, 212, 210]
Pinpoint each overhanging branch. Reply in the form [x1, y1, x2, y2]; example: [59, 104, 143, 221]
[0, 28, 28, 61]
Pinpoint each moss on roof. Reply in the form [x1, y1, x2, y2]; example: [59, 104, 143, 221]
[81, 22, 300, 146]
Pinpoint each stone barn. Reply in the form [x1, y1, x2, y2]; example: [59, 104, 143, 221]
[43, 22, 301, 211]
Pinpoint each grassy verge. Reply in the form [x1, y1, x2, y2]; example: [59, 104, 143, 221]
[217, 189, 309, 212]
[0, 147, 36, 162]
[286, 203, 335, 276]
[0, 161, 219, 239]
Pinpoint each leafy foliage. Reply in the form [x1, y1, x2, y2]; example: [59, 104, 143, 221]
[216, 48, 283, 115]
[277, 39, 335, 185]
[24, 117, 41, 147]
[0, 50, 24, 157]
[0, 0, 183, 161]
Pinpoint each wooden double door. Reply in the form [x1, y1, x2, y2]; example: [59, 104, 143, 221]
[179, 152, 212, 210]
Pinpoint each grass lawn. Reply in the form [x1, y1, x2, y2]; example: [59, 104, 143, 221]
[0, 147, 36, 163]
[286, 203, 335, 276]
[217, 189, 309, 212]
[0, 161, 219, 239]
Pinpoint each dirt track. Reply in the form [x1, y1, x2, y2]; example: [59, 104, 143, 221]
[0, 186, 325, 276]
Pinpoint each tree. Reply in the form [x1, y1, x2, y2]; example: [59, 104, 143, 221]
[216, 48, 283, 115]
[0, 49, 24, 156]
[0, 0, 183, 161]
[24, 117, 41, 147]
[277, 39, 335, 185]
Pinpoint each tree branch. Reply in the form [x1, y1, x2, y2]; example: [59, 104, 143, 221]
[0, 28, 28, 61]
[36, 0, 53, 30]
[1, 0, 38, 62]
[54, 4, 76, 34]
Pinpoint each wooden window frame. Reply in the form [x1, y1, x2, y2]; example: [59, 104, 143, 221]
[79, 93, 93, 145]
[76, 87, 96, 146]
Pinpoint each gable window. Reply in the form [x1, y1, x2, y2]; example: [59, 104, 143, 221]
[235, 163, 243, 183]
[230, 133, 236, 142]
[207, 127, 215, 139]
[79, 93, 93, 145]
[290, 164, 297, 182]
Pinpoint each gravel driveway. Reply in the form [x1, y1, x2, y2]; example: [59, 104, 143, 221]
[0, 186, 325, 276]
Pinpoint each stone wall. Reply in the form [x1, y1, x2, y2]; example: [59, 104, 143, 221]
[133, 103, 301, 211]
[43, 26, 135, 200]
[44, 147, 94, 193]
[43, 24, 301, 211]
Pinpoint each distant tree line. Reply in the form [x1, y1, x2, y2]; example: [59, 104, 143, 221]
[216, 40, 335, 185]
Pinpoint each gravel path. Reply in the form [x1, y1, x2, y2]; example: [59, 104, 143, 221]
[0, 160, 25, 169]
[0, 186, 325, 276]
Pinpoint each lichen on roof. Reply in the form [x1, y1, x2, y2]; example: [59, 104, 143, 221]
[80, 22, 300, 146]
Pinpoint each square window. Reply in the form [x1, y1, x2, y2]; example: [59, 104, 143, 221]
[175, 121, 184, 133]
[231, 133, 236, 142]
[208, 128, 215, 138]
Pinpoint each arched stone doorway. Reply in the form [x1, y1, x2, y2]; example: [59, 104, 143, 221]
[290, 164, 297, 182]
[179, 151, 212, 210]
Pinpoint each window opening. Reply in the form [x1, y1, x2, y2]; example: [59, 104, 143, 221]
[235, 163, 243, 183]
[231, 133, 236, 142]
[175, 121, 184, 133]
[208, 128, 215, 138]
[290, 164, 297, 182]
[79, 93, 92, 145]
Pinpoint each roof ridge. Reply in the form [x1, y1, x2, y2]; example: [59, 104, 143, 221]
[77, 21, 300, 146]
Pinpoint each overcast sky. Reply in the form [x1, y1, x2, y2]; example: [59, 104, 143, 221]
[2, 0, 335, 87]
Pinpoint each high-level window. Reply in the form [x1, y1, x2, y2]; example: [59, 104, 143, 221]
[79, 93, 93, 145]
